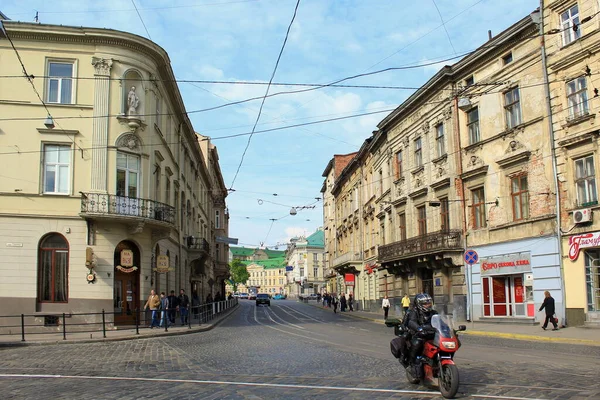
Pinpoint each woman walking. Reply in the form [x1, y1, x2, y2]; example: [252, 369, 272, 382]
[382, 295, 391, 319]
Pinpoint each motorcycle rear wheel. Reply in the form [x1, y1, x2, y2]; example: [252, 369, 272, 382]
[439, 364, 459, 399]
[405, 366, 420, 384]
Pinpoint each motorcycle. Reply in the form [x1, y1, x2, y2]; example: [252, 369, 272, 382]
[386, 314, 466, 399]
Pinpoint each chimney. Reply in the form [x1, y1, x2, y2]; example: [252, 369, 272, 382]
[488, 30, 493, 40]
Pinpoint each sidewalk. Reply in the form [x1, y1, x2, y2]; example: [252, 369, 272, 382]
[311, 302, 600, 346]
[0, 305, 238, 348]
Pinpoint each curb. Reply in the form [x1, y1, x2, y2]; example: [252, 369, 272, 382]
[0, 305, 238, 348]
[306, 304, 600, 346]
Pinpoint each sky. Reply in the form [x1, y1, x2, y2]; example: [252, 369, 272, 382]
[2, 0, 540, 249]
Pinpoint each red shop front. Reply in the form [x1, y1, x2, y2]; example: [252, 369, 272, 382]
[480, 252, 534, 318]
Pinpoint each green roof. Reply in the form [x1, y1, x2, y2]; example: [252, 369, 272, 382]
[250, 257, 287, 269]
[230, 247, 255, 256]
[306, 230, 324, 247]
[263, 249, 285, 258]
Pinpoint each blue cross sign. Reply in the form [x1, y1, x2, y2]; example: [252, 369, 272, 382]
[464, 250, 479, 265]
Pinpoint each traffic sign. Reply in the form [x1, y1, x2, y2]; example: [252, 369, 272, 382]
[285, 266, 294, 272]
[464, 249, 479, 265]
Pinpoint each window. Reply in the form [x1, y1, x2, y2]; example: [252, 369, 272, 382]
[511, 175, 529, 221]
[398, 213, 406, 241]
[313, 253, 318, 263]
[395, 150, 403, 180]
[116, 152, 139, 197]
[215, 210, 221, 229]
[567, 76, 589, 119]
[156, 96, 162, 128]
[435, 123, 445, 157]
[467, 107, 480, 144]
[47, 61, 74, 104]
[414, 137, 422, 168]
[465, 75, 474, 86]
[379, 169, 383, 197]
[561, 5, 581, 46]
[300, 268, 304, 277]
[43, 145, 71, 194]
[313, 266, 318, 277]
[38, 233, 69, 302]
[472, 187, 487, 229]
[417, 206, 427, 236]
[165, 179, 171, 206]
[502, 52, 513, 65]
[440, 198, 450, 231]
[504, 87, 521, 129]
[154, 166, 161, 202]
[575, 156, 598, 206]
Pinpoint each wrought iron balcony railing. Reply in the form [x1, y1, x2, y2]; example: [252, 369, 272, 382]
[80, 193, 175, 225]
[187, 236, 209, 252]
[378, 229, 462, 262]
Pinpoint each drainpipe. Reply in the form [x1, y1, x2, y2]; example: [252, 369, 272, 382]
[177, 123, 184, 293]
[538, 4, 567, 325]
[453, 92, 470, 322]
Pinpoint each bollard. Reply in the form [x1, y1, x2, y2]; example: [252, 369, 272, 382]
[62, 313, 67, 340]
[135, 308, 140, 335]
[102, 309, 106, 338]
[21, 314, 25, 342]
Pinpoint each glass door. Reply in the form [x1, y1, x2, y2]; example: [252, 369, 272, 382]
[585, 251, 600, 313]
[115, 152, 140, 216]
[482, 276, 511, 317]
[512, 276, 526, 317]
[114, 270, 139, 325]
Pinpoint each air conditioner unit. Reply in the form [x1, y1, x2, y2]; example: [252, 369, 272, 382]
[573, 208, 592, 224]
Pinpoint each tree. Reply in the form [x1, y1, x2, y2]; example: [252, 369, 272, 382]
[229, 259, 249, 292]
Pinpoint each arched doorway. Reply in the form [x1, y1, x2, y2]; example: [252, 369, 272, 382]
[114, 240, 141, 325]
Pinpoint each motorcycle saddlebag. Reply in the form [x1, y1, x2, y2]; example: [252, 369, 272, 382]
[390, 336, 406, 358]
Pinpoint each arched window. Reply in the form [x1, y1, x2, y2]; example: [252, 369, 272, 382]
[38, 233, 69, 302]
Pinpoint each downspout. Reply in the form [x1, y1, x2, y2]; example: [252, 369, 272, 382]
[177, 123, 183, 293]
[538, 4, 567, 325]
[453, 91, 470, 322]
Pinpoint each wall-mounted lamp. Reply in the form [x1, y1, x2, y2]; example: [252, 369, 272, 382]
[44, 115, 55, 129]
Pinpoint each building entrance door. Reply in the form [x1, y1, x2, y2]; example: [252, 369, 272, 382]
[114, 270, 139, 325]
[585, 251, 600, 320]
[421, 269, 434, 299]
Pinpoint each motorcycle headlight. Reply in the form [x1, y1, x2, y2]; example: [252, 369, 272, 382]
[441, 341, 456, 349]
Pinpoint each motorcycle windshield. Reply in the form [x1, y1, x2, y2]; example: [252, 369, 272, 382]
[430, 314, 455, 339]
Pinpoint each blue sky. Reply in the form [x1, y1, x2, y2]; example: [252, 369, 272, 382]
[2, 0, 539, 249]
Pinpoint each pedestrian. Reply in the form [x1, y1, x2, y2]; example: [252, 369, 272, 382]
[402, 294, 411, 315]
[159, 292, 169, 327]
[206, 293, 213, 304]
[167, 290, 179, 325]
[539, 290, 559, 331]
[348, 293, 354, 311]
[332, 294, 339, 313]
[178, 289, 190, 326]
[327, 294, 332, 308]
[322, 293, 327, 307]
[382, 294, 391, 319]
[340, 293, 347, 312]
[144, 289, 160, 328]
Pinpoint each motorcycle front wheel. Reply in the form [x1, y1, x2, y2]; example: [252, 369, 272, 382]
[439, 364, 459, 399]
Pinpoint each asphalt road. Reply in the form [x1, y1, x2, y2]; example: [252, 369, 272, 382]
[1, 299, 599, 399]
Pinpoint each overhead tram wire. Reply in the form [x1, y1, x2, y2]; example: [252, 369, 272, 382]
[431, 0, 457, 55]
[130, 0, 152, 40]
[228, 0, 301, 190]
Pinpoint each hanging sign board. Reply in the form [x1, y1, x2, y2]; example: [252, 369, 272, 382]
[344, 273, 355, 286]
[156, 255, 170, 273]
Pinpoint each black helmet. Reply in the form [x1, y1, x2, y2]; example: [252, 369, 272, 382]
[414, 293, 433, 313]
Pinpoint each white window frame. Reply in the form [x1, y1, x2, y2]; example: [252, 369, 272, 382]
[43, 144, 72, 194]
[575, 155, 598, 206]
[504, 87, 522, 129]
[467, 107, 480, 144]
[561, 4, 581, 46]
[435, 123, 445, 157]
[414, 137, 423, 168]
[215, 210, 221, 229]
[46, 60, 76, 104]
[567, 76, 589, 119]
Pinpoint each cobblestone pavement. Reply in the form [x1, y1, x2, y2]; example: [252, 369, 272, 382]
[2, 300, 599, 399]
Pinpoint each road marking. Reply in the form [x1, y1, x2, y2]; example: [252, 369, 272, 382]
[0, 374, 546, 399]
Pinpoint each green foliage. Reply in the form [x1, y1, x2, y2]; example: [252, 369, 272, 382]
[229, 259, 249, 291]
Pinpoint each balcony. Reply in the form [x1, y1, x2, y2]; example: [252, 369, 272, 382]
[80, 193, 175, 227]
[187, 236, 209, 252]
[378, 229, 462, 263]
[332, 251, 363, 269]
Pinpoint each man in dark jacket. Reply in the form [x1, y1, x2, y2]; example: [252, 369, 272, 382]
[539, 291, 559, 330]
[178, 289, 190, 326]
[167, 290, 179, 325]
[406, 293, 438, 377]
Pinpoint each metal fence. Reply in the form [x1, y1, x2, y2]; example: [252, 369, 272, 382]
[0, 299, 237, 342]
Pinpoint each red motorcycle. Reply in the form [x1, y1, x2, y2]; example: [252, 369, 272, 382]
[387, 314, 466, 399]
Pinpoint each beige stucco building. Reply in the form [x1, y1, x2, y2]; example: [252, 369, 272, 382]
[0, 18, 228, 329]
[284, 229, 325, 298]
[542, 0, 600, 326]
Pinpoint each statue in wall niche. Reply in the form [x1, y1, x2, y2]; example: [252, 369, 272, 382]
[127, 86, 139, 116]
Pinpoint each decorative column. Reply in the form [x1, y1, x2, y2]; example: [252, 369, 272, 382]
[90, 57, 113, 192]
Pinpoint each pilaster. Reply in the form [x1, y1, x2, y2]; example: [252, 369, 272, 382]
[90, 57, 113, 192]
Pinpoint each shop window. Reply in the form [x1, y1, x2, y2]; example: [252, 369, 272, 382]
[38, 233, 69, 303]
[472, 187, 487, 229]
[511, 174, 529, 221]
[575, 155, 598, 206]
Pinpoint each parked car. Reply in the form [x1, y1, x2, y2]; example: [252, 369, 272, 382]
[256, 293, 270, 306]
[273, 294, 286, 300]
[239, 293, 249, 299]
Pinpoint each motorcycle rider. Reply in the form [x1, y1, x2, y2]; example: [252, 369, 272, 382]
[406, 293, 437, 377]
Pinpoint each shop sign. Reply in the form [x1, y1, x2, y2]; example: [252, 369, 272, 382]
[479, 252, 532, 276]
[155, 255, 170, 273]
[116, 249, 138, 273]
[344, 273, 355, 286]
[568, 232, 600, 261]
